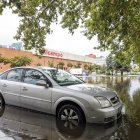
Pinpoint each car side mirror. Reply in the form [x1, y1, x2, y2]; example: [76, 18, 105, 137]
[36, 80, 49, 88]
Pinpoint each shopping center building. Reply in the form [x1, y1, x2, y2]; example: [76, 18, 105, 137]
[0, 47, 102, 72]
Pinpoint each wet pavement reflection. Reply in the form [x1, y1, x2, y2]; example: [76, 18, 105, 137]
[0, 105, 121, 140]
[0, 76, 140, 140]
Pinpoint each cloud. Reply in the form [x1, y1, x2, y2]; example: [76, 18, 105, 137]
[0, 9, 109, 57]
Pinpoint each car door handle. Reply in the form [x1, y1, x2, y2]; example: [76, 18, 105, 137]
[2, 84, 7, 87]
[22, 87, 28, 91]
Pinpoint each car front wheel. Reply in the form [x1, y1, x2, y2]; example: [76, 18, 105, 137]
[57, 104, 85, 125]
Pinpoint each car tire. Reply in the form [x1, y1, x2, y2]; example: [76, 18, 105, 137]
[0, 94, 5, 116]
[57, 104, 85, 124]
[56, 117, 86, 139]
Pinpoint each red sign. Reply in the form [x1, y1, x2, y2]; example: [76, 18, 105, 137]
[44, 49, 63, 58]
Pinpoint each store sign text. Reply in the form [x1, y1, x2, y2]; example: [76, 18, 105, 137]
[44, 50, 63, 58]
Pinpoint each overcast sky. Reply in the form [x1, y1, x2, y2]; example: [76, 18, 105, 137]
[0, 8, 109, 57]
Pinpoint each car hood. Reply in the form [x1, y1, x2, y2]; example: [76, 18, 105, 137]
[66, 83, 117, 98]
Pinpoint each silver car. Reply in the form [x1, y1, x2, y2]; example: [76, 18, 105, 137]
[0, 67, 122, 124]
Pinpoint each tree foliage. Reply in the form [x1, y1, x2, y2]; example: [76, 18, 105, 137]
[0, 55, 32, 67]
[0, 0, 140, 62]
[84, 64, 88, 70]
[106, 54, 114, 75]
[106, 53, 131, 75]
[67, 62, 73, 68]
[10, 56, 32, 67]
[47, 61, 54, 67]
[74, 62, 81, 68]
[86, 64, 94, 74]
[57, 61, 65, 69]
[36, 63, 42, 66]
[84, 64, 101, 74]
[0, 56, 10, 64]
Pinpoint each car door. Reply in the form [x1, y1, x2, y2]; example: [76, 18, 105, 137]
[0, 68, 23, 106]
[20, 69, 52, 114]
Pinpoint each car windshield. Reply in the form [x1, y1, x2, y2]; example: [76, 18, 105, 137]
[42, 69, 83, 86]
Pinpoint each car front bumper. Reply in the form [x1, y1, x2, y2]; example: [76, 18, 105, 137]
[86, 102, 123, 124]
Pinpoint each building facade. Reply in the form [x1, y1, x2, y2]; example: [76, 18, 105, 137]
[0, 48, 93, 72]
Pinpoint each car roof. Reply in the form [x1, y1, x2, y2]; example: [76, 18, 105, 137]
[35, 66, 56, 69]
[0, 67, 57, 75]
[10, 66, 56, 70]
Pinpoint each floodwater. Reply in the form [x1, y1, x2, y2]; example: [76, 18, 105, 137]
[0, 76, 140, 140]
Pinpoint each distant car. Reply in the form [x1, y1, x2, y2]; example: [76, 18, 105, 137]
[0, 67, 122, 124]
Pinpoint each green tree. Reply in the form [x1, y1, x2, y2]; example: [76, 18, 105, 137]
[106, 53, 131, 75]
[100, 64, 106, 74]
[94, 64, 101, 74]
[36, 63, 42, 66]
[84, 64, 88, 70]
[1, 0, 140, 61]
[131, 65, 139, 74]
[106, 54, 114, 75]
[10, 56, 32, 67]
[74, 62, 81, 68]
[57, 61, 64, 69]
[85, 64, 101, 74]
[0, 56, 10, 65]
[47, 61, 54, 67]
[115, 51, 131, 75]
[86, 64, 94, 74]
[67, 62, 73, 68]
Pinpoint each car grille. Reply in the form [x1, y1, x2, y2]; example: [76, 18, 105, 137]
[110, 96, 119, 104]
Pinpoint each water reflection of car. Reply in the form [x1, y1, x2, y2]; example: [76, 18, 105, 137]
[0, 67, 122, 124]
[0, 105, 121, 140]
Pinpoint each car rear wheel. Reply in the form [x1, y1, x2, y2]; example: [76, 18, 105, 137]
[57, 104, 85, 125]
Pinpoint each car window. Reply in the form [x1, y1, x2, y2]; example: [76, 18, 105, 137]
[43, 69, 83, 86]
[23, 69, 47, 85]
[6, 69, 23, 82]
[0, 72, 8, 80]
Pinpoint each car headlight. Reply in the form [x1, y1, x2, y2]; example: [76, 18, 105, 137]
[95, 96, 112, 108]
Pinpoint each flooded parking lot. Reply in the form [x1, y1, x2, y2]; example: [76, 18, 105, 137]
[0, 105, 121, 140]
[0, 76, 140, 140]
